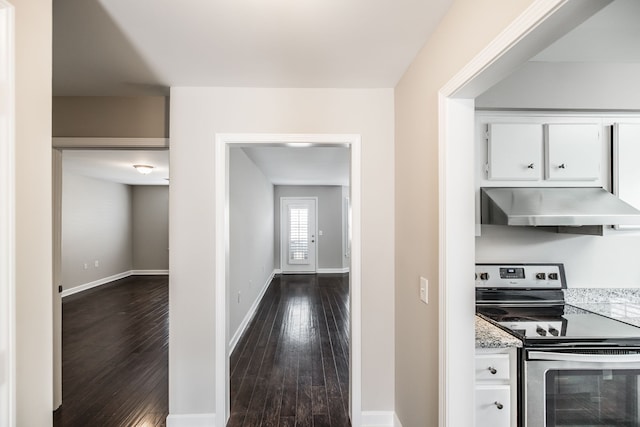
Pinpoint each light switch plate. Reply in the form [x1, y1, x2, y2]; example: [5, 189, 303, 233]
[420, 277, 428, 304]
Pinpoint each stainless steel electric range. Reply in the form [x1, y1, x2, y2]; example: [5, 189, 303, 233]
[476, 263, 640, 427]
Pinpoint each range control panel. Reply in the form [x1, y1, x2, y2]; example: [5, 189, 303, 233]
[475, 263, 566, 289]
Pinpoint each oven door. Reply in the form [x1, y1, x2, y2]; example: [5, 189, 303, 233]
[525, 350, 640, 427]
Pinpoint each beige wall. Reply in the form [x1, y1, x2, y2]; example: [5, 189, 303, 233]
[53, 96, 168, 137]
[393, 0, 535, 425]
[61, 172, 133, 290]
[169, 87, 394, 417]
[132, 186, 169, 271]
[14, 0, 53, 425]
[229, 148, 274, 341]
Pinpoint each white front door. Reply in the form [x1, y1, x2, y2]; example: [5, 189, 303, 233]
[280, 197, 317, 273]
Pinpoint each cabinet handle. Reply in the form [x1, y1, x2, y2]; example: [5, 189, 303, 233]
[488, 366, 497, 375]
[494, 401, 504, 410]
[558, 163, 566, 169]
[527, 163, 535, 169]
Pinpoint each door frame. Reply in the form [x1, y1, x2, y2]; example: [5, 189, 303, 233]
[51, 142, 169, 410]
[0, 1, 15, 425]
[215, 133, 362, 426]
[437, 1, 612, 426]
[279, 196, 318, 273]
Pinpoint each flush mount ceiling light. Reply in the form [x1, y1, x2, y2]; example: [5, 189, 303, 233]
[133, 164, 154, 175]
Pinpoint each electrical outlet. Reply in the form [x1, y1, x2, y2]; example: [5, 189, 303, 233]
[420, 277, 428, 304]
[83, 263, 88, 270]
[94, 260, 99, 267]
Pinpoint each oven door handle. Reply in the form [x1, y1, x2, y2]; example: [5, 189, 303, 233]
[529, 351, 640, 363]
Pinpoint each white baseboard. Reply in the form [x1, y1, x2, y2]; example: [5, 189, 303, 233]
[362, 411, 399, 427]
[166, 413, 216, 427]
[228, 269, 277, 354]
[61, 271, 132, 298]
[317, 267, 350, 274]
[61, 269, 169, 298]
[131, 269, 169, 275]
[276, 267, 350, 275]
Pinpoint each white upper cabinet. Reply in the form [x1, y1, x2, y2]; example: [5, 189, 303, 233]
[544, 123, 600, 181]
[487, 123, 542, 180]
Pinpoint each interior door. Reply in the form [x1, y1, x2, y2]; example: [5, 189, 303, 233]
[280, 197, 317, 273]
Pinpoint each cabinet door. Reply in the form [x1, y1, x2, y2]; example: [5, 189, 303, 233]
[476, 385, 511, 427]
[545, 123, 600, 180]
[487, 123, 542, 180]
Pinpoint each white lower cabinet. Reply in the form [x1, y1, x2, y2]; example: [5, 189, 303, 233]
[475, 349, 517, 427]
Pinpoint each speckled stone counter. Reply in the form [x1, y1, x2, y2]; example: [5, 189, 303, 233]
[475, 315, 522, 348]
[565, 288, 640, 327]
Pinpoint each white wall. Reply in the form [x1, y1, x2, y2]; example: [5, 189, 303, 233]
[274, 185, 344, 271]
[132, 185, 169, 271]
[62, 172, 133, 290]
[229, 148, 274, 341]
[14, 0, 53, 425]
[477, 62, 640, 110]
[169, 87, 394, 418]
[477, 225, 640, 287]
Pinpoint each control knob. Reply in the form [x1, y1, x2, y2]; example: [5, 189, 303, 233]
[479, 272, 490, 281]
[548, 273, 559, 280]
[536, 326, 547, 336]
[548, 326, 559, 337]
[535, 272, 546, 280]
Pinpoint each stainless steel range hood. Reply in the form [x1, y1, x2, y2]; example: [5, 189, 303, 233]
[480, 187, 640, 235]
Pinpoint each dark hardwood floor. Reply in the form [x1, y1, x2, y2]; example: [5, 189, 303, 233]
[53, 275, 169, 427]
[228, 273, 351, 427]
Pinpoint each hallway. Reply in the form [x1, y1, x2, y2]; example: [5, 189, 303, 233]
[228, 274, 350, 427]
[53, 275, 169, 427]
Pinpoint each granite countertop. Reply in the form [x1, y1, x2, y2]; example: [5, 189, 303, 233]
[565, 288, 640, 327]
[475, 315, 522, 349]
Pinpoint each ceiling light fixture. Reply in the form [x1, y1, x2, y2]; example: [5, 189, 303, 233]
[285, 142, 314, 148]
[133, 164, 154, 175]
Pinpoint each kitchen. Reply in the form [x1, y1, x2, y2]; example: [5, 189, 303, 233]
[473, 1, 640, 426]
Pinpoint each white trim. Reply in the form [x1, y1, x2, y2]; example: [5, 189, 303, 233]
[61, 271, 132, 298]
[131, 269, 169, 275]
[279, 196, 319, 273]
[0, 2, 15, 426]
[316, 267, 350, 274]
[437, 1, 611, 427]
[228, 269, 276, 354]
[273, 268, 282, 275]
[361, 411, 396, 426]
[393, 412, 403, 427]
[166, 413, 216, 427]
[52, 137, 169, 149]
[215, 133, 362, 427]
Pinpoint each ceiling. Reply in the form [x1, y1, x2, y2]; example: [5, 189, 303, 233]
[531, 0, 640, 63]
[242, 147, 349, 186]
[53, 0, 454, 96]
[63, 150, 170, 185]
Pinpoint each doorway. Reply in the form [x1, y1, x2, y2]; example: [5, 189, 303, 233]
[52, 146, 169, 423]
[280, 197, 318, 273]
[215, 133, 362, 426]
